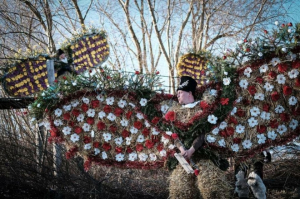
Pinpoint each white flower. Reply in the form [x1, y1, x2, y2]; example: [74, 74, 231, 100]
[244, 67, 252, 77]
[94, 148, 100, 155]
[37, 103, 41, 108]
[289, 96, 298, 106]
[84, 143, 92, 150]
[264, 82, 274, 92]
[152, 128, 160, 135]
[72, 81, 77, 86]
[276, 74, 286, 84]
[161, 104, 169, 114]
[236, 124, 245, 134]
[219, 121, 227, 130]
[70, 133, 80, 143]
[231, 107, 237, 115]
[107, 113, 116, 121]
[114, 137, 123, 145]
[102, 151, 108, 159]
[248, 117, 258, 127]
[106, 97, 114, 105]
[223, 77, 231, 85]
[168, 144, 175, 150]
[63, 105, 72, 111]
[207, 135, 216, 143]
[128, 152, 137, 161]
[86, 109, 95, 117]
[91, 130, 95, 138]
[44, 122, 51, 130]
[54, 108, 62, 117]
[289, 119, 298, 130]
[136, 113, 144, 120]
[250, 106, 260, 117]
[282, 47, 287, 52]
[239, 79, 249, 89]
[268, 130, 277, 140]
[82, 97, 90, 104]
[238, 40, 244, 44]
[212, 127, 219, 135]
[125, 137, 132, 145]
[130, 127, 138, 134]
[103, 133, 112, 142]
[140, 98, 148, 106]
[275, 105, 285, 113]
[259, 64, 269, 73]
[275, 21, 279, 26]
[62, 126, 72, 135]
[288, 28, 292, 33]
[161, 136, 169, 145]
[260, 111, 270, 120]
[236, 97, 243, 103]
[129, 102, 136, 108]
[271, 57, 281, 66]
[77, 114, 85, 122]
[231, 144, 239, 152]
[288, 69, 299, 79]
[96, 94, 104, 102]
[210, 89, 218, 96]
[98, 111, 106, 119]
[120, 118, 129, 127]
[218, 139, 226, 147]
[118, 100, 127, 108]
[257, 134, 266, 144]
[144, 121, 150, 127]
[224, 71, 228, 75]
[208, 115, 218, 124]
[166, 131, 172, 136]
[288, 53, 297, 61]
[258, 52, 263, 57]
[277, 124, 287, 135]
[149, 153, 157, 161]
[254, 93, 265, 101]
[136, 135, 145, 142]
[242, 140, 252, 149]
[160, 150, 167, 157]
[116, 153, 124, 162]
[138, 153, 148, 161]
[54, 119, 63, 126]
[71, 100, 79, 107]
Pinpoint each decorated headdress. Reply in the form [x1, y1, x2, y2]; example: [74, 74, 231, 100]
[177, 76, 197, 96]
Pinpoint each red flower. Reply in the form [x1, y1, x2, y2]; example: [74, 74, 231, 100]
[50, 128, 59, 137]
[91, 100, 100, 108]
[145, 140, 155, 149]
[54, 79, 58, 83]
[242, 99, 251, 106]
[292, 61, 300, 69]
[278, 63, 288, 73]
[83, 136, 91, 144]
[156, 71, 160, 75]
[219, 130, 227, 138]
[126, 147, 133, 153]
[135, 71, 140, 75]
[97, 121, 106, 130]
[136, 144, 144, 152]
[283, 85, 292, 96]
[142, 128, 150, 137]
[281, 23, 285, 27]
[103, 105, 111, 113]
[126, 111, 133, 119]
[295, 78, 300, 87]
[244, 39, 248, 42]
[248, 85, 257, 95]
[134, 121, 143, 129]
[109, 125, 117, 133]
[223, 56, 227, 60]
[228, 116, 238, 125]
[165, 111, 176, 121]
[63, 112, 71, 120]
[288, 22, 293, 26]
[72, 109, 80, 117]
[157, 143, 164, 151]
[93, 142, 100, 148]
[271, 91, 280, 101]
[200, 101, 210, 109]
[68, 121, 75, 127]
[87, 117, 94, 125]
[220, 98, 229, 105]
[102, 143, 111, 151]
[115, 147, 123, 154]
[114, 107, 123, 117]
[194, 169, 199, 176]
[122, 130, 130, 138]
[107, 76, 111, 79]
[63, 76, 67, 80]
[264, 30, 268, 34]
[280, 113, 290, 122]
[268, 71, 277, 79]
[256, 76, 264, 84]
[226, 127, 234, 136]
[151, 117, 160, 124]
[45, 108, 48, 112]
[236, 108, 245, 117]
[233, 137, 242, 144]
[74, 126, 82, 134]
[263, 103, 270, 112]
[269, 119, 279, 128]
[257, 125, 267, 133]
[81, 103, 89, 112]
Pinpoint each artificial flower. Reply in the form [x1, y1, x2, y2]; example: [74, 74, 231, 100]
[118, 99, 127, 108]
[96, 94, 105, 102]
[250, 106, 260, 117]
[86, 109, 95, 117]
[102, 143, 111, 151]
[140, 98, 148, 106]
[259, 64, 269, 73]
[70, 133, 80, 143]
[71, 100, 79, 107]
[152, 128, 160, 135]
[136, 113, 144, 120]
[128, 152, 137, 161]
[94, 148, 100, 155]
[231, 107, 237, 115]
[107, 113, 116, 121]
[280, 113, 290, 122]
[209, 89, 217, 96]
[260, 111, 270, 120]
[268, 71, 277, 79]
[102, 151, 108, 159]
[114, 137, 123, 145]
[106, 97, 114, 105]
[257, 125, 267, 133]
[97, 121, 106, 130]
[72, 109, 80, 117]
[149, 153, 157, 161]
[138, 153, 148, 161]
[134, 121, 143, 129]
[248, 85, 257, 95]
[277, 124, 287, 135]
[98, 111, 106, 119]
[125, 137, 132, 145]
[54, 108, 62, 117]
[77, 114, 85, 122]
[268, 130, 277, 140]
[223, 77, 231, 85]
[271, 92, 280, 101]
[244, 67, 252, 77]
[120, 118, 129, 127]
[129, 102, 136, 108]
[63, 105, 72, 111]
[82, 123, 91, 132]
[165, 111, 176, 121]
[151, 117, 160, 124]
[270, 57, 281, 66]
[257, 134, 266, 144]
[136, 135, 145, 142]
[160, 150, 167, 157]
[103, 133, 112, 142]
[218, 139, 226, 147]
[256, 76, 264, 84]
[231, 144, 239, 152]
[236, 124, 245, 134]
[233, 137, 242, 144]
[242, 140, 252, 149]
[219, 121, 228, 130]
[276, 74, 286, 84]
[115, 153, 124, 162]
[288, 69, 299, 79]
[62, 126, 72, 135]
[289, 96, 298, 105]
[239, 79, 249, 89]
[54, 119, 63, 126]
[109, 125, 117, 133]
[220, 98, 229, 105]
[248, 117, 258, 127]
[114, 107, 123, 116]
[207, 135, 216, 143]
[87, 117, 94, 125]
[81, 104, 89, 112]
[292, 60, 300, 69]
[236, 108, 245, 117]
[289, 119, 298, 130]
[161, 104, 169, 114]
[278, 63, 288, 73]
[208, 114, 218, 124]
[130, 127, 138, 134]
[84, 143, 91, 150]
[264, 82, 274, 92]
[226, 127, 234, 136]
[63, 113, 71, 120]
[254, 93, 265, 101]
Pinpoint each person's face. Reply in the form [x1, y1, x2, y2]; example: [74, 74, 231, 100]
[177, 90, 192, 104]
[59, 53, 66, 60]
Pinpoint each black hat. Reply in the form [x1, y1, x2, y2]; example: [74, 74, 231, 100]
[56, 49, 64, 58]
[177, 76, 197, 96]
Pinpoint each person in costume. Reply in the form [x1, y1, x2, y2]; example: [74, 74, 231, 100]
[168, 76, 231, 199]
[55, 49, 77, 78]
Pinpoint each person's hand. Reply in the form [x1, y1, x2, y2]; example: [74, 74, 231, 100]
[180, 146, 195, 159]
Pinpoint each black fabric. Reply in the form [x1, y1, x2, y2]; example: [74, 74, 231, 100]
[57, 63, 77, 78]
[56, 49, 64, 58]
[177, 76, 197, 96]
